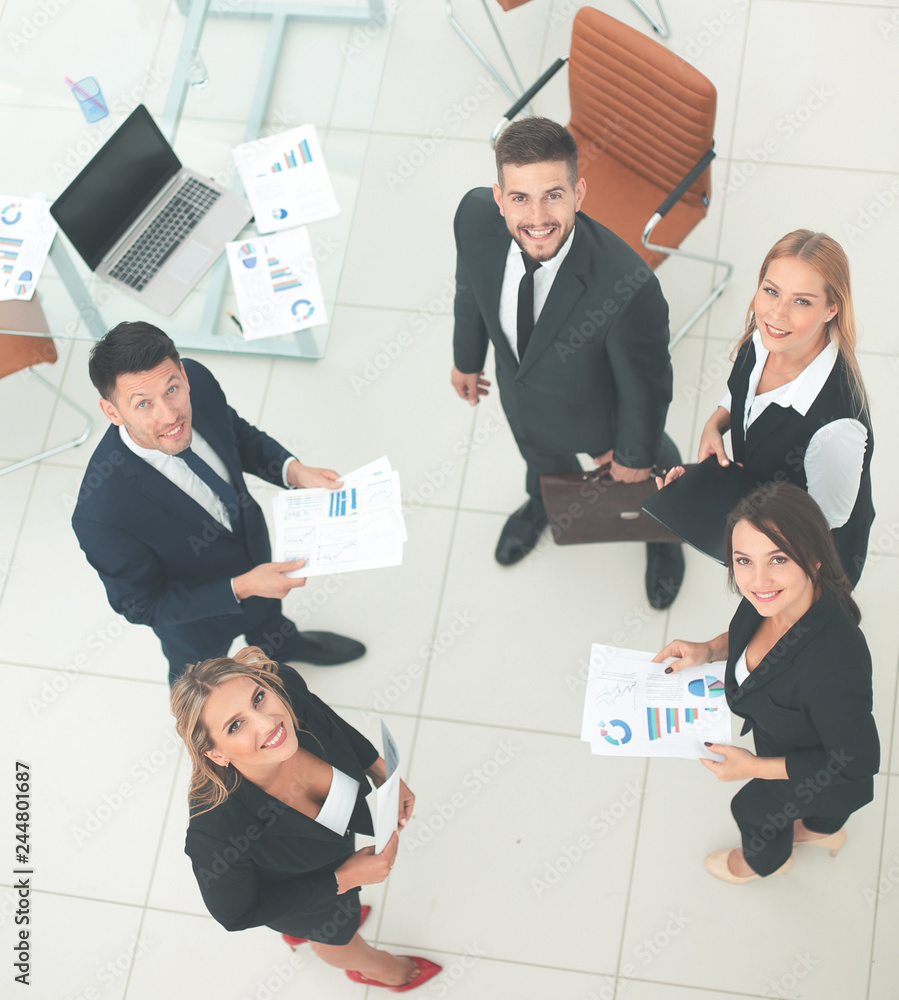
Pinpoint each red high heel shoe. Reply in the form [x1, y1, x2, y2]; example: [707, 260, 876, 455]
[346, 957, 442, 992]
[281, 904, 371, 950]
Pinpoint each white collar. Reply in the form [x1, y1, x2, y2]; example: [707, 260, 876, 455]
[750, 329, 838, 416]
[505, 221, 576, 274]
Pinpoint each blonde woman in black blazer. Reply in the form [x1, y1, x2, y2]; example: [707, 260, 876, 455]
[171, 648, 441, 991]
[654, 485, 879, 883]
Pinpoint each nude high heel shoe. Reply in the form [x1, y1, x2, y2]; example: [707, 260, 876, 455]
[794, 829, 846, 857]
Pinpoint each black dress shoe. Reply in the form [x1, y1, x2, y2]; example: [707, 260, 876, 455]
[495, 498, 548, 566]
[645, 542, 685, 610]
[286, 631, 366, 667]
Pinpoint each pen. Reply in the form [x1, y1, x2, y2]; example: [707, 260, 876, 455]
[225, 309, 244, 333]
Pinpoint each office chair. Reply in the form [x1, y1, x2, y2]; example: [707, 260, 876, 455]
[491, 6, 732, 345]
[445, 0, 670, 103]
[0, 297, 92, 477]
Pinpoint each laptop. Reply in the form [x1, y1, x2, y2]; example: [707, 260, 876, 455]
[50, 104, 252, 316]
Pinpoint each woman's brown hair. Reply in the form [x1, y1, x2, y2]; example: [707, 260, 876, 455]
[724, 483, 860, 624]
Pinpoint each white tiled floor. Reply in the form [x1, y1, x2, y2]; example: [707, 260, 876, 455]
[2, 1, 897, 998]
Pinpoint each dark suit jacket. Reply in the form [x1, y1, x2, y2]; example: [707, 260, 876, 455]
[728, 341, 874, 584]
[184, 665, 378, 932]
[72, 359, 292, 655]
[725, 591, 879, 814]
[453, 187, 672, 467]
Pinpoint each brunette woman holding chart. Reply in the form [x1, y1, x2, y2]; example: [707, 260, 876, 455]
[654, 485, 879, 884]
[171, 648, 441, 991]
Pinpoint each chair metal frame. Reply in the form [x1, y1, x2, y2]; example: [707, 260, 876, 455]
[445, 0, 670, 104]
[0, 367, 93, 477]
[489, 44, 732, 347]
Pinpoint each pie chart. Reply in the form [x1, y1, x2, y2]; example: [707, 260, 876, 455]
[598, 719, 632, 746]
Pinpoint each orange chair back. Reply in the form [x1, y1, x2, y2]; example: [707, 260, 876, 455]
[567, 8, 717, 268]
[0, 298, 57, 380]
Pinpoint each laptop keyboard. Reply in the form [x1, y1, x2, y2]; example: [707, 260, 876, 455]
[109, 178, 221, 291]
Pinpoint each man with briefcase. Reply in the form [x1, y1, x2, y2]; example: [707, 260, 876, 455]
[450, 117, 685, 609]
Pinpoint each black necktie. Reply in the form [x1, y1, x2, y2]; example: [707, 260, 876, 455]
[180, 447, 241, 528]
[517, 253, 542, 361]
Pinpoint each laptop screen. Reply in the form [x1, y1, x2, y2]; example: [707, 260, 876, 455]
[50, 105, 181, 271]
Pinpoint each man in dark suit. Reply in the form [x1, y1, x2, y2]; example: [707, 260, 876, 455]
[451, 116, 684, 607]
[72, 322, 365, 684]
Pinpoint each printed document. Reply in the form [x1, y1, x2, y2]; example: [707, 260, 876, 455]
[375, 720, 401, 855]
[273, 456, 406, 577]
[232, 124, 339, 233]
[0, 197, 57, 302]
[581, 645, 731, 760]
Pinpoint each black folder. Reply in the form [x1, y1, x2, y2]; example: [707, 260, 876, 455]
[640, 457, 752, 564]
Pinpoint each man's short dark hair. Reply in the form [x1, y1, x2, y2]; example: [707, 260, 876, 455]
[89, 322, 181, 401]
[495, 117, 579, 188]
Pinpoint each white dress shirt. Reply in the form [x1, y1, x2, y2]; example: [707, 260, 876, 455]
[119, 425, 237, 530]
[314, 765, 361, 836]
[719, 332, 867, 529]
[498, 225, 576, 362]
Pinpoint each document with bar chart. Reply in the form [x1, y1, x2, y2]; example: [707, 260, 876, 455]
[581, 644, 731, 760]
[232, 124, 339, 233]
[0, 196, 57, 302]
[272, 456, 406, 577]
[225, 227, 327, 340]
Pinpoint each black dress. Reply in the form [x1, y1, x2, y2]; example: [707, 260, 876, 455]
[184, 665, 378, 944]
[724, 591, 879, 875]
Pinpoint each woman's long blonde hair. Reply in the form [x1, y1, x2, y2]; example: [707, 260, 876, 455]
[170, 647, 300, 818]
[735, 229, 867, 414]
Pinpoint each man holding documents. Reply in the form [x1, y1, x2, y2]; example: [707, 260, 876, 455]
[451, 117, 684, 608]
[72, 321, 365, 684]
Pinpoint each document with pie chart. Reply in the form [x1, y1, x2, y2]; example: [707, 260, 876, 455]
[581, 645, 731, 760]
[226, 227, 327, 340]
[232, 124, 339, 233]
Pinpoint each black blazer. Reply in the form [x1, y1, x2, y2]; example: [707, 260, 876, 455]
[185, 665, 378, 932]
[725, 591, 879, 814]
[453, 187, 672, 468]
[72, 359, 292, 655]
[728, 340, 874, 584]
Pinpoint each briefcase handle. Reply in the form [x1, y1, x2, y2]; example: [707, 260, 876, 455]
[585, 462, 669, 486]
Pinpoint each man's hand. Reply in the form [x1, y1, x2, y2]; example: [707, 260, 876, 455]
[232, 560, 307, 601]
[451, 366, 490, 406]
[593, 450, 651, 483]
[286, 460, 343, 490]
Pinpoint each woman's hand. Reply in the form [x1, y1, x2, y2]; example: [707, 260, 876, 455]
[654, 465, 685, 491]
[651, 639, 712, 673]
[697, 408, 732, 466]
[699, 744, 758, 782]
[398, 779, 414, 830]
[335, 833, 399, 892]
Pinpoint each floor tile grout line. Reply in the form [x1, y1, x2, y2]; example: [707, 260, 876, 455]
[0, 464, 39, 609]
[120, 743, 187, 1000]
[866, 770, 894, 1000]
[611, 756, 651, 992]
[375, 405, 479, 937]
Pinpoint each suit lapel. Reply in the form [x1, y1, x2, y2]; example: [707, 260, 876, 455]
[728, 594, 831, 704]
[117, 444, 216, 529]
[231, 772, 344, 845]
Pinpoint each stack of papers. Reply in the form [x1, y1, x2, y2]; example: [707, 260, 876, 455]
[581, 645, 731, 760]
[273, 457, 407, 578]
[0, 196, 57, 302]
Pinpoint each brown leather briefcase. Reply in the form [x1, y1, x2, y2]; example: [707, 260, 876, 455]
[540, 464, 686, 545]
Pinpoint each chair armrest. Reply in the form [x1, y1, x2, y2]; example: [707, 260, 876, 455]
[491, 57, 569, 144]
[653, 147, 716, 220]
